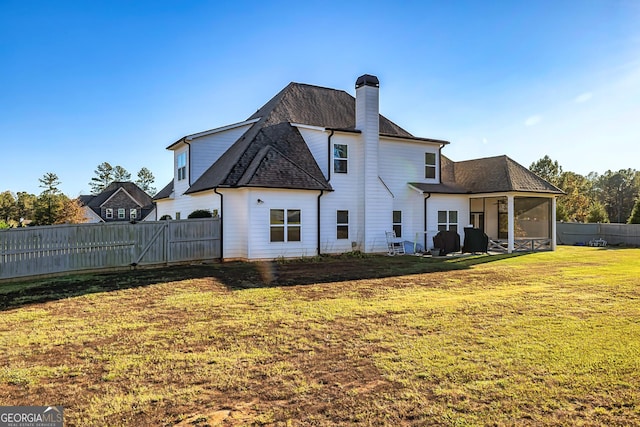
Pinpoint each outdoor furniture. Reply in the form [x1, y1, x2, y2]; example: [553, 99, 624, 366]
[432, 230, 460, 255]
[386, 231, 405, 255]
[462, 227, 489, 253]
[589, 238, 607, 247]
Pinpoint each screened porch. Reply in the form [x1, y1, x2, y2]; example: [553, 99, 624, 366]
[469, 195, 556, 253]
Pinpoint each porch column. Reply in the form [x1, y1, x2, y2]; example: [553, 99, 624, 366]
[551, 196, 557, 250]
[507, 195, 514, 253]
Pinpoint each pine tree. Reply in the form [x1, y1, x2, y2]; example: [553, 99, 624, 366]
[136, 167, 156, 195]
[113, 165, 131, 182]
[90, 162, 114, 194]
[36, 172, 62, 225]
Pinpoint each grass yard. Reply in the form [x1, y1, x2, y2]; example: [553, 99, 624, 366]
[1, 246, 639, 426]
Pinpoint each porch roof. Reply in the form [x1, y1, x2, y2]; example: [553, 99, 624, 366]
[428, 155, 565, 195]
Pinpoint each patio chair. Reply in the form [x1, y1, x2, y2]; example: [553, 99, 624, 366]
[386, 231, 405, 255]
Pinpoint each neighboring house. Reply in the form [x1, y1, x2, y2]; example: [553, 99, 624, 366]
[79, 181, 156, 223]
[154, 74, 563, 260]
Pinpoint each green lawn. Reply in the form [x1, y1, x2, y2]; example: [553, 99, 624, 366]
[1, 247, 639, 426]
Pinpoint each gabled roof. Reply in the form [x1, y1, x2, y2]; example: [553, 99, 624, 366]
[84, 181, 155, 208]
[410, 155, 564, 195]
[79, 182, 156, 219]
[184, 82, 418, 194]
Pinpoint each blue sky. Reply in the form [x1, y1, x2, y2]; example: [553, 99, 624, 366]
[1, 0, 639, 196]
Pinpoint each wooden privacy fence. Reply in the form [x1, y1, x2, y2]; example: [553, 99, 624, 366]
[557, 222, 640, 246]
[0, 218, 221, 280]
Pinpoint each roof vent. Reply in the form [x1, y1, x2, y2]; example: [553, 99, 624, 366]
[355, 74, 379, 89]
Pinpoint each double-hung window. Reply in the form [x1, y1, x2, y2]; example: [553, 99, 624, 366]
[130, 208, 137, 219]
[425, 152, 436, 179]
[270, 209, 301, 242]
[118, 208, 126, 219]
[438, 210, 458, 233]
[337, 210, 349, 239]
[105, 208, 113, 219]
[177, 152, 187, 181]
[334, 144, 348, 174]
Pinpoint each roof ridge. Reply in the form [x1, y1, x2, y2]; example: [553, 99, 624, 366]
[503, 156, 514, 191]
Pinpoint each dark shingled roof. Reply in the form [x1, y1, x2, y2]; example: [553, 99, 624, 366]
[247, 82, 413, 136]
[79, 182, 156, 219]
[411, 155, 564, 195]
[81, 182, 154, 208]
[153, 181, 174, 200]
[185, 82, 416, 194]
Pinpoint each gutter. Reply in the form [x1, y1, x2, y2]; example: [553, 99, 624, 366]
[213, 187, 223, 260]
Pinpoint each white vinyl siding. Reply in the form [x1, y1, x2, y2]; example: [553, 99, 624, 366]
[425, 195, 469, 250]
[188, 123, 254, 182]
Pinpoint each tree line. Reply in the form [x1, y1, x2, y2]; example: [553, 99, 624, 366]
[529, 156, 640, 224]
[0, 163, 156, 229]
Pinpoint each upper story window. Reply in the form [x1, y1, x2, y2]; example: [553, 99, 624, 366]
[105, 208, 113, 219]
[177, 152, 187, 181]
[425, 152, 436, 179]
[270, 209, 301, 242]
[130, 208, 137, 219]
[118, 208, 126, 219]
[393, 210, 402, 238]
[334, 144, 348, 174]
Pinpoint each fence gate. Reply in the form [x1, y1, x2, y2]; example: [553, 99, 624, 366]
[0, 218, 221, 280]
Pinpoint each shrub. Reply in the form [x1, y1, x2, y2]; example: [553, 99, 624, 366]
[188, 210, 213, 219]
[159, 215, 172, 220]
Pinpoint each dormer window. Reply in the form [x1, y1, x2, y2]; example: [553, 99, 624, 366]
[334, 144, 348, 174]
[177, 152, 187, 181]
[425, 152, 436, 179]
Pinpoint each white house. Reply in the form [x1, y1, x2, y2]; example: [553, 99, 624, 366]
[155, 74, 563, 260]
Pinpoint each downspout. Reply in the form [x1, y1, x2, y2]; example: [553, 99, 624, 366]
[213, 187, 223, 260]
[424, 193, 431, 250]
[317, 129, 334, 256]
[317, 190, 324, 256]
[327, 129, 335, 182]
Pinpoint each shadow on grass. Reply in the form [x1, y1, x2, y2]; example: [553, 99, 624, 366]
[0, 252, 526, 311]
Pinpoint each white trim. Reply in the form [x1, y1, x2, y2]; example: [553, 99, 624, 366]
[185, 118, 260, 141]
[380, 134, 448, 146]
[99, 187, 143, 208]
[291, 123, 326, 132]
